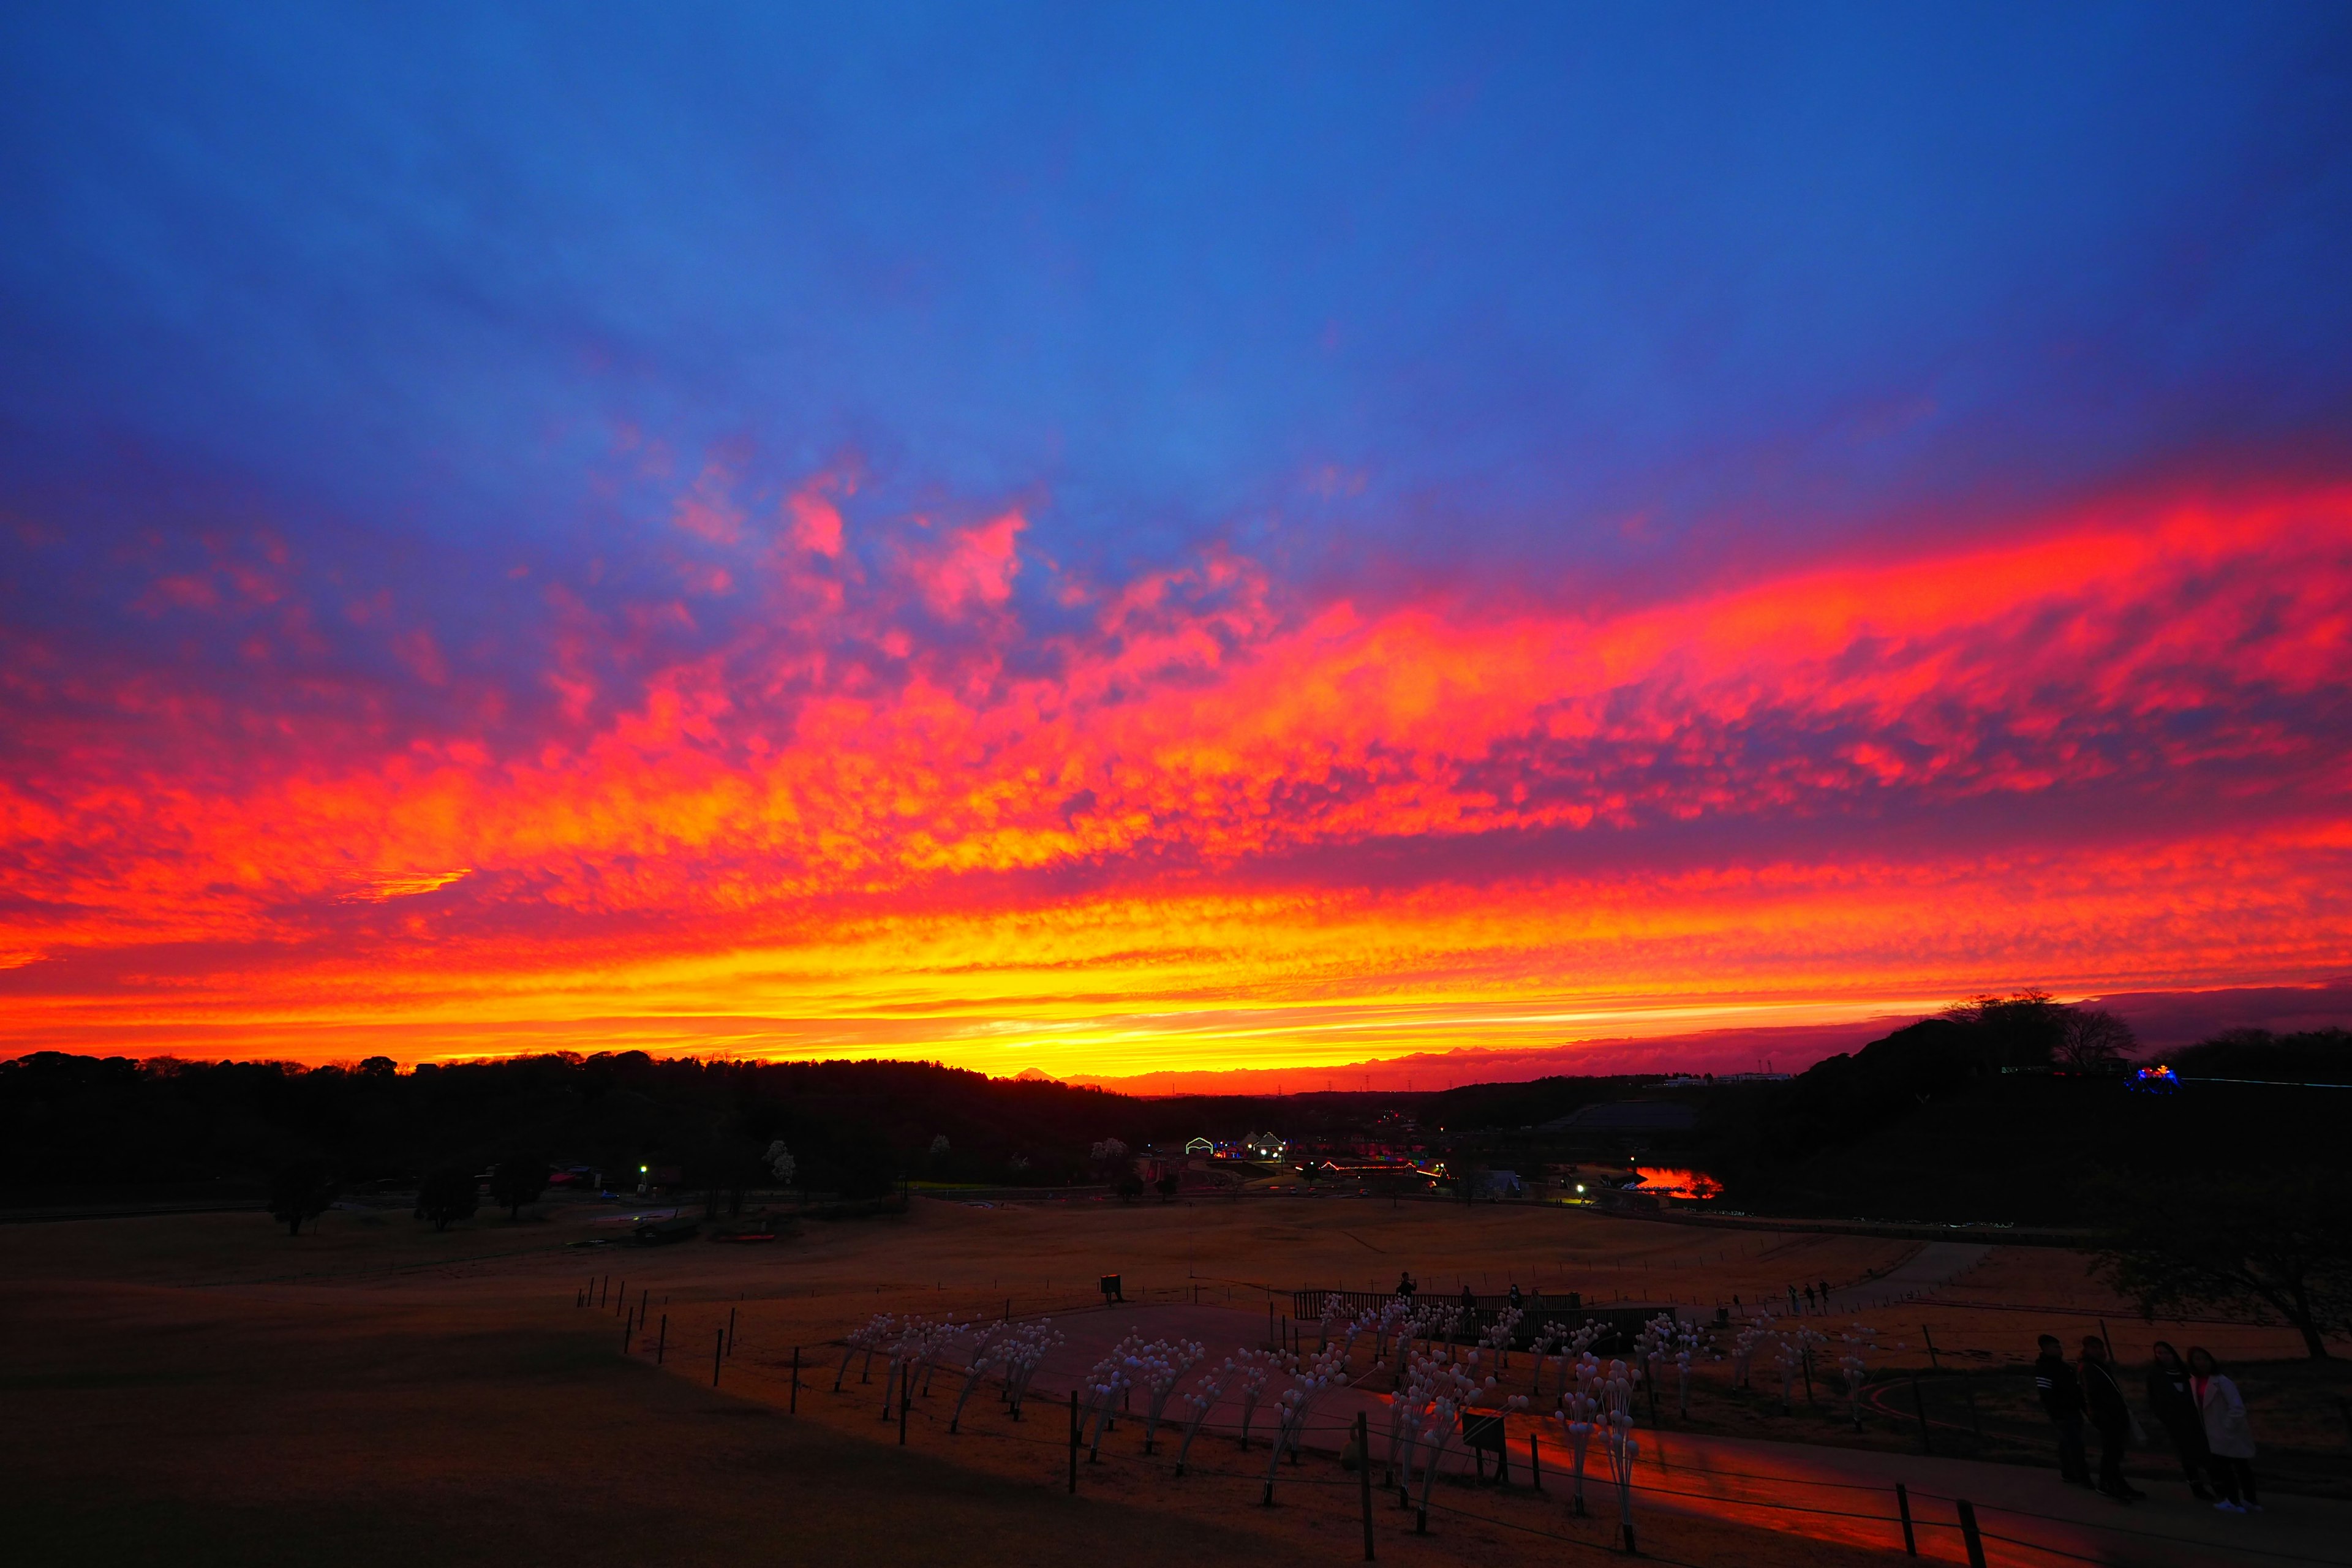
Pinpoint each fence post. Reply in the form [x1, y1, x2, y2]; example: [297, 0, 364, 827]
[657, 1314, 667, 1365]
[1958, 1499, 1987, 1568]
[622, 1319, 631, 1354]
[1896, 1482, 1916, 1556]
[727, 1306, 737, 1357]
[1910, 1378, 1931, 1454]
[713, 1329, 723, 1387]
[1530, 1431, 1543, 1493]
[1068, 1390, 1079, 1494]
[1357, 1411, 1375, 1561]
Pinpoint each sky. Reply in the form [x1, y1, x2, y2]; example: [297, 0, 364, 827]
[3, 4, 2350, 1078]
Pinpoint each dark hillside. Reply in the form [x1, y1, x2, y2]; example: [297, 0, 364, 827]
[1716, 1019, 2352, 1223]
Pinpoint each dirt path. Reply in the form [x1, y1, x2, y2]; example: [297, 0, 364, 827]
[1831, 1241, 1994, 1313]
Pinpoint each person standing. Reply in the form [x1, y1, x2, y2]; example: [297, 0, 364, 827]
[2188, 1347, 2260, 1512]
[2079, 1336, 2143, 1501]
[2146, 1342, 2212, 1499]
[2033, 1334, 2091, 1486]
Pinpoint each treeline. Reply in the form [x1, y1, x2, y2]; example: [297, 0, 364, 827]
[0, 1049, 1430, 1201]
[0, 1052, 1137, 1200]
[1717, 1012, 2351, 1223]
[3, 1009, 2345, 1216]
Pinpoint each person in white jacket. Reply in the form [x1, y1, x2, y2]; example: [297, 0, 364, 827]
[2187, 1347, 2259, 1512]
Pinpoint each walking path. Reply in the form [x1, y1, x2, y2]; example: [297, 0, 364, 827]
[1022, 1302, 2346, 1568]
[1830, 1241, 1993, 1313]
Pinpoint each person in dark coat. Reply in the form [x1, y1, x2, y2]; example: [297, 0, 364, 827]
[2033, 1334, 2091, 1485]
[1457, 1283, 1479, 1342]
[2079, 1336, 2143, 1501]
[1395, 1270, 1417, 1300]
[2146, 1341, 2212, 1498]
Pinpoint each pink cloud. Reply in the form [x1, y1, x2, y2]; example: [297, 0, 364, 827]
[911, 510, 1025, 614]
[671, 462, 744, 543]
[785, 478, 846, 557]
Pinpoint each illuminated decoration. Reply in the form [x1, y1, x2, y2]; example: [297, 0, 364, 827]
[2130, 1065, 2181, 1095]
[1630, 1167, 1725, 1200]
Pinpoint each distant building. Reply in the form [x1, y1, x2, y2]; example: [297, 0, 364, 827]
[1242, 1131, 1287, 1159]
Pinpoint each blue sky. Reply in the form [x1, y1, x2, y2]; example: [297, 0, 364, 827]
[7, 3, 2346, 600]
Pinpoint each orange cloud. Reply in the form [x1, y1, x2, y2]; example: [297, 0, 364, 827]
[2, 483, 2348, 1070]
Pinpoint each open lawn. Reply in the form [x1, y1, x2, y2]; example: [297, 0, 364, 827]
[3, 1194, 2342, 1567]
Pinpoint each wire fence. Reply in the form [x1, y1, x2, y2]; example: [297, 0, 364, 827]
[570, 1280, 2346, 1568]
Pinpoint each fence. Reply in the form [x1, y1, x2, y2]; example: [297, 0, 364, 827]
[577, 1277, 2343, 1568]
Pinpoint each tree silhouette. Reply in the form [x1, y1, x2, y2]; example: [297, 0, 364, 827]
[1155, 1173, 1180, 1202]
[2056, 1008, 2135, 1072]
[488, 1155, 545, 1218]
[2090, 1167, 2351, 1360]
[415, 1167, 480, 1231]
[268, 1157, 337, 1236]
[1942, 990, 2065, 1070]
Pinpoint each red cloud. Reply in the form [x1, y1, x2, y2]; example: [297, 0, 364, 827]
[2, 482, 2348, 1070]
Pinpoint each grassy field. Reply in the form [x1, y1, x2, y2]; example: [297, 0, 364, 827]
[2, 1193, 2342, 1565]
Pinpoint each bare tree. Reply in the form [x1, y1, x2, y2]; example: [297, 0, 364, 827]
[488, 1154, 546, 1218]
[2090, 1167, 2351, 1360]
[2057, 1008, 2135, 1072]
[415, 1167, 480, 1231]
[268, 1158, 337, 1236]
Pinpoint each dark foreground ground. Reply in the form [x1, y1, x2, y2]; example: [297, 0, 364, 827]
[2, 1204, 1933, 1568]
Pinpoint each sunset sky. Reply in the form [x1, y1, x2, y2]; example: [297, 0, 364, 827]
[4, 6, 2350, 1079]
